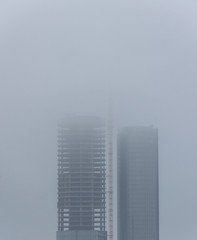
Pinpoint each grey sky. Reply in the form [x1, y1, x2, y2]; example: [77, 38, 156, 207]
[0, 0, 197, 239]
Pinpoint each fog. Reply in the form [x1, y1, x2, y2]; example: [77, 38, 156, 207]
[1, 0, 197, 239]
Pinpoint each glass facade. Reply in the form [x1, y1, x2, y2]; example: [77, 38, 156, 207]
[118, 127, 159, 240]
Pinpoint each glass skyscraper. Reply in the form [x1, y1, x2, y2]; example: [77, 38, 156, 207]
[118, 126, 159, 240]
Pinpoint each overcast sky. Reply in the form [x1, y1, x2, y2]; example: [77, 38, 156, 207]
[1, 0, 197, 239]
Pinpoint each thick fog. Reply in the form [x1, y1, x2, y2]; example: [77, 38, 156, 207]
[1, 0, 197, 239]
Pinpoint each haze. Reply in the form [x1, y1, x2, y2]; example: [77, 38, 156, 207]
[1, 0, 197, 240]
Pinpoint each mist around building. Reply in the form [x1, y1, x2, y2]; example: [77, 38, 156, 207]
[56, 115, 159, 240]
[2, 1, 196, 240]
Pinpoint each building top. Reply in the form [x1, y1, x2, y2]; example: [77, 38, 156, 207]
[58, 116, 105, 129]
[119, 125, 157, 134]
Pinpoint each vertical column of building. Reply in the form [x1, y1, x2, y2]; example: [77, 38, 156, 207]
[108, 108, 113, 240]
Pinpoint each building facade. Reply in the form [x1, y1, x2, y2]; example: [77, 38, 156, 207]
[57, 116, 107, 240]
[118, 127, 159, 240]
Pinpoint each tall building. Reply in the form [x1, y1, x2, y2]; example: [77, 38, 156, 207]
[118, 126, 159, 240]
[57, 116, 107, 240]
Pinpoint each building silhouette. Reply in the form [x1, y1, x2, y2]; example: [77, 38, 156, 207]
[57, 116, 107, 240]
[118, 126, 159, 240]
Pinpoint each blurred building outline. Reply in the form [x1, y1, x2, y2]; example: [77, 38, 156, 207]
[56, 116, 107, 240]
[117, 126, 159, 240]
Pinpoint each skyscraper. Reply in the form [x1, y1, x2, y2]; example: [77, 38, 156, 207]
[57, 116, 107, 240]
[118, 126, 159, 240]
